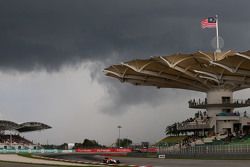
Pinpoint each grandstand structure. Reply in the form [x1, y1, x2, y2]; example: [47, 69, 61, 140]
[104, 50, 250, 139]
[0, 120, 51, 150]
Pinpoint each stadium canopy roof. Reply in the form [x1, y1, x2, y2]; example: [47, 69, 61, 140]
[104, 50, 250, 92]
[0, 120, 51, 133]
[0, 120, 19, 131]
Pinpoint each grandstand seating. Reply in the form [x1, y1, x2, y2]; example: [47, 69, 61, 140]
[0, 120, 51, 150]
[0, 134, 38, 150]
[0, 134, 33, 145]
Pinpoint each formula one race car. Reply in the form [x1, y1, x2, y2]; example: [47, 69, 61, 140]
[102, 157, 120, 164]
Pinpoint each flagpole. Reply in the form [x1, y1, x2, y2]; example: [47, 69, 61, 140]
[215, 15, 221, 53]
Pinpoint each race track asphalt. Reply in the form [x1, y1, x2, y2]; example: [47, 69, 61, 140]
[2, 154, 250, 167]
[48, 153, 250, 167]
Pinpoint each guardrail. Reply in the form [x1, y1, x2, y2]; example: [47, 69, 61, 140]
[177, 123, 210, 131]
[159, 144, 250, 155]
[0, 148, 133, 154]
[0, 149, 74, 154]
[188, 98, 250, 109]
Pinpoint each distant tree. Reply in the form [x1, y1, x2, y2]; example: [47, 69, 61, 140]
[41, 144, 57, 149]
[73, 139, 105, 149]
[74, 143, 82, 149]
[165, 123, 179, 136]
[116, 138, 132, 148]
[82, 139, 100, 148]
[165, 125, 172, 135]
[57, 143, 68, 149]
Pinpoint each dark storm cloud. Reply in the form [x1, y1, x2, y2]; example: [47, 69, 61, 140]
[1, 0, 250, 71]
[99, 78, 202, 115]
[1, 0, 250, 114]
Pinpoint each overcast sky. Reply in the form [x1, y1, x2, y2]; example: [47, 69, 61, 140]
[0, 0, 250, 145]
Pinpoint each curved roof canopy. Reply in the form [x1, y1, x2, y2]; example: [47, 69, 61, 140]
[17, 122, 52, 132]
[0, 120, 19, 131]
[104, 50, 250, 92]
[0, 120, 51, 133]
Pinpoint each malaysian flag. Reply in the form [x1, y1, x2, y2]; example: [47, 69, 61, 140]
[201, 17, 216, 29]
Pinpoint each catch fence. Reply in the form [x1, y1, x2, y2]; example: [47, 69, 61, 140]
[159, 144, 250, 156]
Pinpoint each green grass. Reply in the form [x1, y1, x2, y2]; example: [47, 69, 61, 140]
[18, 152, 33, 158]
[156, 136, 187, 145]
[228, 136, 250, 145]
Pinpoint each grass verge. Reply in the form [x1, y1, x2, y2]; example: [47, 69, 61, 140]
[16, 153, 104, 167]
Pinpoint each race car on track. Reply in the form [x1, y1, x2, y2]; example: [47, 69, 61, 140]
[102, 157, 120, 164]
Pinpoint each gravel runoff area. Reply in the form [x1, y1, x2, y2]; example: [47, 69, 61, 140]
[0, 154, 100, 166]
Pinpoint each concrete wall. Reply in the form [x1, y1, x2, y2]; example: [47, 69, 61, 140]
[206, 88, 234, 133]
[216, 120, 239, 134]
[207, 89, 233, 104]
[240, 117, 250, 126]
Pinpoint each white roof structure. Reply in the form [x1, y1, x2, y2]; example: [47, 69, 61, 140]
[104, 50, 250, 92]
[0, 120, 51, 133]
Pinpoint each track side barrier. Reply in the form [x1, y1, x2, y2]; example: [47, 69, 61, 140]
[0, 149, 74, 154]
[75, 148, 132, 153]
